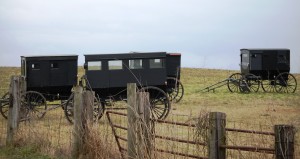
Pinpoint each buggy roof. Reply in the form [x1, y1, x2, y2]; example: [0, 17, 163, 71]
[21, 55, 78, 61]
[84, 52, 168, 60]
[240, 48, 290, 51]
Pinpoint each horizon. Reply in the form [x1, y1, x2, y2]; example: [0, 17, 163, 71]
[1, 0, 299, 73]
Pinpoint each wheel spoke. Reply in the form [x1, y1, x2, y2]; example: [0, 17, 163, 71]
[262, 80, 275, 92]
[141, 86, 170, 120]
[0, 92, 10, 119]
[166, 77, 184, 103]
[64, 94, 104, 124]
[228, 73, 242, 92]
[275, 73, 297, 93]
[22, 91, 47, 120]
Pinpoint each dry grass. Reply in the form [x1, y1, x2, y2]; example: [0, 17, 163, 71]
[79, 125, 120, 159]
[0, 67, 299, 158]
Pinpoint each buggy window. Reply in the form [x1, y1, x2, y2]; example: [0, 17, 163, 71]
[278, 54, 287, 63]
[150, 59, 164, 68]
[129, 59, 143, 69]
[242, 54, 249, 63]
[109, 60, 123, 70]
[51, 62, 59, 69]
[31, 63, 40, 70]
[88, 61, 102, 70]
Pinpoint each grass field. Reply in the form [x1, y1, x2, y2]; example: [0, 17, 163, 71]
[0, 67, 299, 158]
[178, 68, 300, 125]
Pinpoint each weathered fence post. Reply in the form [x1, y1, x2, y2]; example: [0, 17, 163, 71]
[136, 91, 152, 158]
[127, 83, 137, 159]
[208, 112, 226, 159]
[83, 90, 95, 124]
[72, 86, 84, 158]
[6, 76, 25, 145]
[274, 125, 295, 159]
[71, 86, 94, 159]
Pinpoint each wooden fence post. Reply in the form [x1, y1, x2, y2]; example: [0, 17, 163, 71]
[208, 112, 226, 159]
[127, 83, 137, 159]
[83, 90, 94, 124]
[72, 87, 94, 159]
[72, 85, 84, 159]
[6, 76, 25, 145]
[274, 125, 295, 159]
[136, 91, 152, 158]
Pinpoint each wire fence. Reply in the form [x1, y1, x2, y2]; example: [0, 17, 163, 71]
[225, 120, 275, 159]
[0, 107, 120, 158]
[0, 106, 299, 159]
[106, 109, 299, 159]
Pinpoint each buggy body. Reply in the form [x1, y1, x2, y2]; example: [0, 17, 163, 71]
[84, 52, 181, 100]
[240, 48, 290, 80]
[226, 48, 296, 93]
[21, 55, 78, 100]
[72, 52, 184, 121]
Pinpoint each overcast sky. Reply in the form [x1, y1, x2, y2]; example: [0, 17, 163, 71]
[0, 0, 299, 73]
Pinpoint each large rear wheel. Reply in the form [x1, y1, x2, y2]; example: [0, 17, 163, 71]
[166, 77, 184, 103]
[274, 72, 297, 93]
[140, 86, 171, 120]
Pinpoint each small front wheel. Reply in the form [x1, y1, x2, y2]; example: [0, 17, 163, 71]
[242, 74, 260, 93]
[22, 91, 47, 119]
[227, 73, 242, 92]
[261, 80, 276, 93]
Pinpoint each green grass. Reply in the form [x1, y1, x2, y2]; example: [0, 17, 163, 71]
[0, 66, 299, 126]
[0, 67, 299, 158]
[0, 146, 52, 159]
[176, 68, 300, 125]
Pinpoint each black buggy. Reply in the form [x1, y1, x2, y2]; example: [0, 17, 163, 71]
[64, 52, 183, 123]
[227, 49, 297, 93]
[0, 55, 78, 120]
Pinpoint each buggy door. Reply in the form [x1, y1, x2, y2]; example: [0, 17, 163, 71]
[27, 61, 50, 88]
[250, 53, 262, 70]
[49, 60, 67, 86]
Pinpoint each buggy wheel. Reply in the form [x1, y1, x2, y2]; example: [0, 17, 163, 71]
[93, 98, 105, 122]
[261, 80, 276, 93]
[244, 74, 260, 92]
[64, 93, 74, 124]
[166, 77, 184, 103]
[274, 72, 297, 93]
[0, 92, 9, 119]
[22, 91, 47, 119]
[227, 73, 242, 92]
[64, 94, 104, 124]
[140, 86, 171, 120]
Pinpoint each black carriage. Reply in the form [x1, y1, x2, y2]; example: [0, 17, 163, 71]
[227, 49, 297, 93]
[64, 52, 183, 123]
[0, 55, 78, 119]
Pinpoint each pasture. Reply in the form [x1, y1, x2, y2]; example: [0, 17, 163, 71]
[0, 67, 299, 158]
